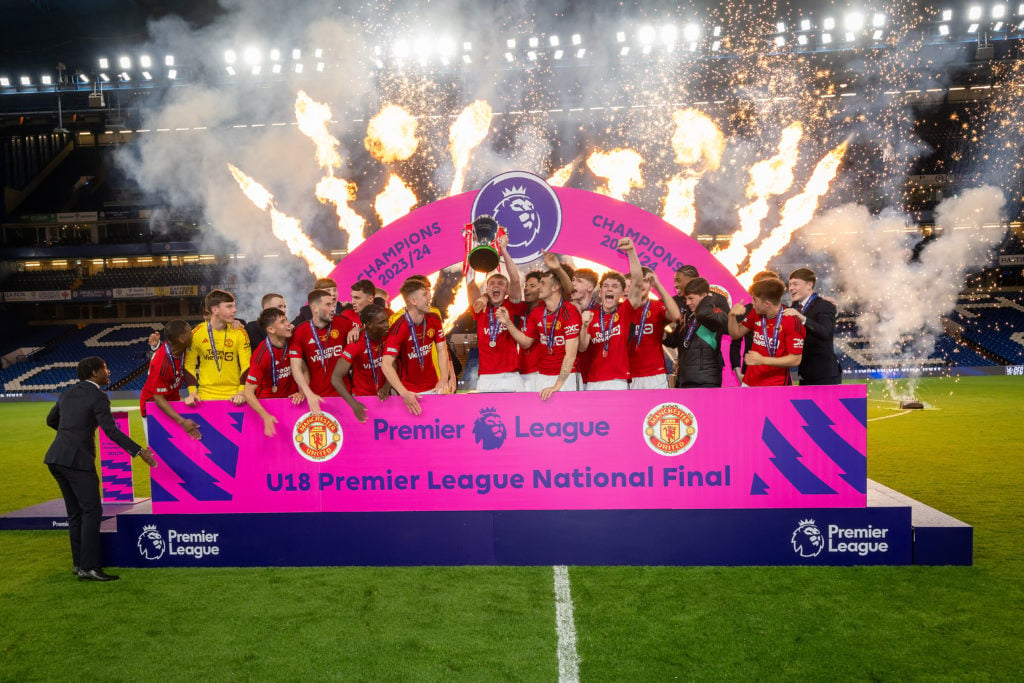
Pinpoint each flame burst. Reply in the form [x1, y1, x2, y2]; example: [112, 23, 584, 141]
[587, 149, 644, 200]
[715, 122, 804, 273]
[443, 277, 468, 333]
[227, 163, 335, 277]
[374, 174, 418, 226]
[739, 139, 850, 286]
[662, 110, 725, 235]
[547, 162, 574, 187]
[295, 90, 341, 171]
[314, 175, 368, 252]
[449, 100, 493, 195]
[365, 104, 419, 163]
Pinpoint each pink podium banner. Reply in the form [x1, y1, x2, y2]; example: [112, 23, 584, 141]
[147, 385, 867, 514]
[99, 410, 135, 503]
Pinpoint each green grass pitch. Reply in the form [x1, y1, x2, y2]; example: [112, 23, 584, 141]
[1, 376, 1022, 680]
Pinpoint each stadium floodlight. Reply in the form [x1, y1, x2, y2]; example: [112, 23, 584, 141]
[529, 36, 539, 48]
[873, 29, 884, 40]
[140, 55, 152, 68]
[463, 41, 472, 51]
[140, 71, 151, 80]
[527, 50, 537, 61]
[507, 38, 516, 49]
[797, 34, 808, 45]
[822, 32, 833, 44]
[684, 23, 700, 41]
[711, 40, 721, 51]
[554, 49, 564, 59]
[845, 12, 864, 31]
[272, 63, 282, 73]
[314, 48, 323, 58]
[165, 55, 175, 66]
[576, 48, 586, 58]
[572, 33, 582, 45]
[79, 73, 89, 83]
[393, 40, 409, 59]
[225, 49, 237, 64]
[845, 31, 856, 42]
[269, 49, 281, 61]
[414, 37, 433, 57]
[641, 44, 652, 54]
[168, 69, 177, 79]
[504, 52, 514, 62]
[294, 63, 304, 73]
[225, 66, 235, 76]
[800, 18, 811, 31]
[20, 76, 30, 85]
[776, 21, 786, 33]
[315, 62, 324, 72]
[119, 56, 131, 69]
[120, 72, 130, 81]
[462, 54, 472, 64]
[550, 35, 560, 47]
[661, 25, 677, 44]
[638, 25, 656, 45]
[251, 65, 261, 75]
[620, 46, 630, 56]
[994, 5, 1006, 18]
[873, 13, 886, 28]
[0, 77, 9, 87]
[942, 10, 953, 21]
[713, 26, 722, 37]
[292, 49, 301, 59]
[244, 47, 260, 65]
[968, 6, 982, 20]
[774, 36, 786, 47]
[616, 31, 626, 42]
[99, 57, 109, 69]
[995, 21, 1005, 30]
[968, 23, 979, 32]
[939, 24, 950, 35]
[823, 17, 836, 30]
[438, 37, 455, 57]
[41, 75, 52, 85]
[1019, 3, 1024, 15]
[99, 73, 110, 82]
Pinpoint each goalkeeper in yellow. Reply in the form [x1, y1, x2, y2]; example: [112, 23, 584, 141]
[185, 289, 251, 405]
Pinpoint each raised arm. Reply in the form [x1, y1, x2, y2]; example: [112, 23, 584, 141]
[649, 272, 681, 323]
[618, 238, 645, 309]
[499, 234, 522, 303]
[542, 251, 573, 302]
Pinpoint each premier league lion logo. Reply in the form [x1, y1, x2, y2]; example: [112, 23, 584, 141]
[791, 519, 826, 558]
[472, 171, 562, 263]
[137, 524, 166, 560]
[473, 407, 507, 451]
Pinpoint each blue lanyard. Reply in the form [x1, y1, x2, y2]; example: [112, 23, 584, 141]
[405, 311, 427, 369]
[683, 314, 699, 346]
[487, 304, 501, 343]
[206, 321, 221, 371]
[364, 334, 382, 387]
[634, 300, 651, 349]
[164, 341, 183, 385]
[543, 302, 563, 354]
[598, 307, 613, 354]
[762, 307, 785, 356]
[800, 292, 818, 313]
[265, 337, 280, 391]
[308, 320, 328, 371]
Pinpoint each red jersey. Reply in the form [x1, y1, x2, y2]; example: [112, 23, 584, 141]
[288, 315, 354, 397]
[628, 297, 669, 378]
[474, 299, 526, 375]
[740, 307, 805, 386]
[341, 332, 388, 396]
[384, 312, 446, 393]
[524, 301, 582, 376]
[585, 301, 633, 383]
[140, 343, 186, 418]
[246, 338, 298, 398]
[517, 304, 543, 375]
[340, 308, 361, 329]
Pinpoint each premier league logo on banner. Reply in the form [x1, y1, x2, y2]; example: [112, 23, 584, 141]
[472, 171, 562, 263]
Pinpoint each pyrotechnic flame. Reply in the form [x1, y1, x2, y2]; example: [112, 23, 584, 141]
[739, 139, 850, 286]
[547, 162, 574, 187]
[227, 163, 335, 278]
[661, 110, 725, 235]
[715, 122, 804, 273]
[587, 149, 644, 200]
[374, 174, 418, 226]
[315, 175, 368, 252]
[443, 277, 468, 333]
[295, 90, 341, 171]
[449, 100, 493, 195]
[365, 104, 419, 163]
[572, 256, 614, 281]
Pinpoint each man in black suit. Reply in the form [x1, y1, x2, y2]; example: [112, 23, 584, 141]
[784, 268, 843, 385]
[44, 356, 158, 582]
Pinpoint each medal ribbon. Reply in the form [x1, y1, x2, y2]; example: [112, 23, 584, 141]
[164, 341, 184, 388]
[683, 314, 699, 348]
[763, 306, 785, 357]
[487, 304, 501, 344]
[598, 307, 612, 355]
[365, 334, 382, 387]
[799, 292, 818, 313]
[265, 337, 280, 392]
[634, 300, 651, 350]
[308, 320, 329, 372]
[543, 302, 563, 354]
[405, 311, 427, 369]
[206, 321, 222, 372]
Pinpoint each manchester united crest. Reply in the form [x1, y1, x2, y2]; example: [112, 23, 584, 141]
[643, 403, 698, 456]
[293, 411, 343, 462]
[330, 329, 340, 339]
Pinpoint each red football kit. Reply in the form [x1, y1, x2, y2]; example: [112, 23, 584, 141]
[384, 312, 446, 393]
[628, 297, 669, 378]
[341, 332, 388, 396]
[140, 342, 185, 418]
[288, 316, 355, 397]
[524, 301, 582, 376]
[517, 304, 543, 375]
[474, 299, 526, 376]
[246, 338, 298, 398]
[740, 307, 806, 386]
[585, 301, 633, 382]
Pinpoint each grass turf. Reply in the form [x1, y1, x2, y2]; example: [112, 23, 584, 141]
[1, 377, 1022, 680]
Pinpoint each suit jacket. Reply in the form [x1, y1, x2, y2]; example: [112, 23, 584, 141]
[795, 296, 843, 384]
[43, 381, 143, 471]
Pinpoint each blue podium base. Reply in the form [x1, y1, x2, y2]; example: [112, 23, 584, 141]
[97, 481, 972, 567]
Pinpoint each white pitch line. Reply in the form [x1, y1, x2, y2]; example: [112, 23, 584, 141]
[553, 565, 580, 683]
[868, 409, 913, 422]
